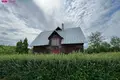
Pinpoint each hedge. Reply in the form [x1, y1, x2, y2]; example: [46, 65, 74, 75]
[0, 53, 120, 80]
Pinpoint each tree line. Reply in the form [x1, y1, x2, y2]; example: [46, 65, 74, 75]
[85, 32, 120, 53]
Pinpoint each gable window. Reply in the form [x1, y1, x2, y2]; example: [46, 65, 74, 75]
[51, 38, 59, 46]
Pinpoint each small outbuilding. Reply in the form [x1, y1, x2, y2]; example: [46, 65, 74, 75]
[31, 24, 86, 54]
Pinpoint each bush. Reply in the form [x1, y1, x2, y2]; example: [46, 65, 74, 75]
[0, 53, 120, 80]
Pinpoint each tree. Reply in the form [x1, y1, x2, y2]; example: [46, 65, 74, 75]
[88, 32, 103, 53]
[110, 36, 120, 52]
[16, 38, 29, 54]
[16, 40, 23, 53]
[23, 38, 29, 53]
[86, 32, 120, 53]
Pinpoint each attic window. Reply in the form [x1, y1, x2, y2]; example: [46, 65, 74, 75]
[51, 38, 60, 46]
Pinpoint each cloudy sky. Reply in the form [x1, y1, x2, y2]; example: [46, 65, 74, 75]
[0, 0, 120, 45]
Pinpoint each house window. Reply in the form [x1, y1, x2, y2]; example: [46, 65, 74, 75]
[51, 38, 59, 46]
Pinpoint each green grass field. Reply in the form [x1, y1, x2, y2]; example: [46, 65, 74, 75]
[0, 52, 120, 61]
[0, 52, 120, 80]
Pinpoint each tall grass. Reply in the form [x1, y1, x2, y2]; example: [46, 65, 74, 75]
[0, 52, 120, 61]
[0, 52, 120, 80]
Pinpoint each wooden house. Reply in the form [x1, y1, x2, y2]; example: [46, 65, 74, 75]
[31, 24, 86, 54]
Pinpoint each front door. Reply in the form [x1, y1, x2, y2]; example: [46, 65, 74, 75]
[51, 47, 60, 54]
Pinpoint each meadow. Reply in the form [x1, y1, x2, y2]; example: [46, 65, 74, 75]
[0, 52, 120, 80]
[0, 52, 120, 61]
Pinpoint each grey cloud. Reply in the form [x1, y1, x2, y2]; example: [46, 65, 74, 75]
[64, 0, 120, 38]
[13, 0, 57, 30]
[6, 28, 19, 32]
[0, 36, 18, 45]
[0, 0, 120, 46]
[0, 5, 10, 13]
[1, 32, 8, 35]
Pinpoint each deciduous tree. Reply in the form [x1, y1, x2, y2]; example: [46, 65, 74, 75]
[110, 36, 120, 52]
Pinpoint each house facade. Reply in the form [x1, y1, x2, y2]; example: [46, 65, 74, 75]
[31, 24, 86, 54]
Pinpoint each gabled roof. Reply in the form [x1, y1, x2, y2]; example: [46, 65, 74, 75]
[48, 31, 63, 40]
[30, 27, 86, 46]
[55, 27, 62, 31]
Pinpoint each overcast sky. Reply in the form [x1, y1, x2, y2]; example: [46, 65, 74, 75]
[0, 0, 120, 45]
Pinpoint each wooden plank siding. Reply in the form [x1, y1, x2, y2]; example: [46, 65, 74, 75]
[33, 46, 49, 53]
[33, 43, 83, 54]
[61, 43, 84, 54]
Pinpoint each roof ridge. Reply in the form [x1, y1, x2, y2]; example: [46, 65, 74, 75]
[64, 27, 80, 30]
[42, 27, 80, 32]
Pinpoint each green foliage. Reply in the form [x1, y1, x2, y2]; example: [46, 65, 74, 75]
[89, 32, 103, 49]
[23, 38, 29, 53]
[100, 42, 111, 52]
[16, 38, 29, 54]
[110, 36, 120, 52]
[87, 32, 103, 53]
[86, 32, 120, 53]
[16, 40, 23, 53]
[0, 53, 120, 80]
[0, 45, 16, 55]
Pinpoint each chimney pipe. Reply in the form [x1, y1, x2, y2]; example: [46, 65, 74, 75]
[62, 23, 64, 30]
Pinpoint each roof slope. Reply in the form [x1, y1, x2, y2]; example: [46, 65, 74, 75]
[30, 27, 86, 46]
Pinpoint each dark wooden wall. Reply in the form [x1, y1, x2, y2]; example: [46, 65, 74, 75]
[33, 46, 49, 53]
[61, 43, 84, 54]
[33, 43, 84, 54]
